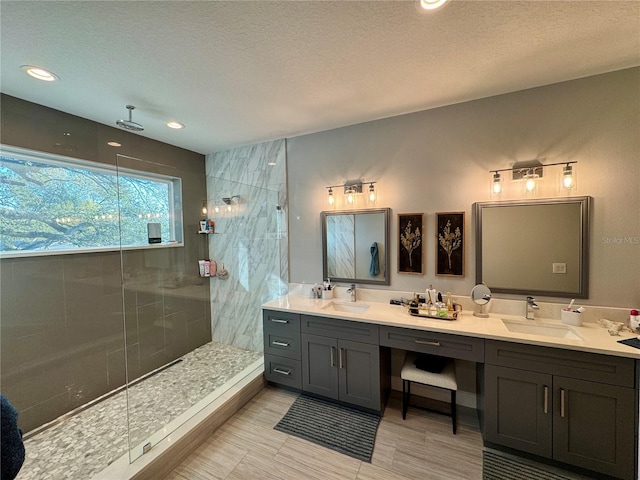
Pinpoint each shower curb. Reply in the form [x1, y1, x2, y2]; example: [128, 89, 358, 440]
[92, 364, 265, 480]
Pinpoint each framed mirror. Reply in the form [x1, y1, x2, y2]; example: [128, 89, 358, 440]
[322, 208, 391, 285]
[475, 197, 590, 298]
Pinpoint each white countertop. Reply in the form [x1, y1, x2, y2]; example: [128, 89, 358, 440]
[262, 294, 640, 359]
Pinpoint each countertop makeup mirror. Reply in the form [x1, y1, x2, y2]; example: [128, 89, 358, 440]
[322, 208, 391, 285]
[471, 283, 491, 318]
[475, 197, 590, 298]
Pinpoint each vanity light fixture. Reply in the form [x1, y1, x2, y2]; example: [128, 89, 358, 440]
[491, 172, 503, 196]
[562, 164, 576, 190]
[21, 65, 59, 82]
[368, 183, 377, 205]
[523, 169, 539, 195]
[345, 185, 358, 206]
[325, 180, 377, 208]
[488, 161, 577, 197]
[327, 187, 335, 207]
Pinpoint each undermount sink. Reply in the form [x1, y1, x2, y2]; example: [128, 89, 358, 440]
[322, 301, 370, 314]
[501, 318, 582, 340]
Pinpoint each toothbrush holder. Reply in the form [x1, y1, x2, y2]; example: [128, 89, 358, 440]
[561, 309, 582, 326]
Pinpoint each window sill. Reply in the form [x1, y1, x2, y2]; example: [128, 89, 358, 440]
[0, 241, 184, 259]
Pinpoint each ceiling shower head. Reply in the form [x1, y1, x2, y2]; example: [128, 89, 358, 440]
[116, 105, 144, 132]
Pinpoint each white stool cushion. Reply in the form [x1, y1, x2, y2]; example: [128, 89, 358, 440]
[401, 352, 457, 391]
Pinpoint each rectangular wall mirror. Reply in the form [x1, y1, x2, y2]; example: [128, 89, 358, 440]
[322, 208, 391, 285]
[475, 197, 590, 298]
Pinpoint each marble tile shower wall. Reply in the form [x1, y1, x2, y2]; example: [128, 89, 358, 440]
[205, 139, 288, 352]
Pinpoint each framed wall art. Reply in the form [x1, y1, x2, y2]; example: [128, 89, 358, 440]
[436, 211, 464, 277]
[398, 213, 423, 275]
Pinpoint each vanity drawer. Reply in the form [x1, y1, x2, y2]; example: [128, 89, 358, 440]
[301, 315, 379, 344]
[264, 328, 301, 360]
[264, 355, 302, 389]
[263, 310, 300, 332]
[380, 326, 484, 362]
[486, 340, 635, 387]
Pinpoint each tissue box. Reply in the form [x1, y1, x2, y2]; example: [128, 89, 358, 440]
[561, 309, 582, 326]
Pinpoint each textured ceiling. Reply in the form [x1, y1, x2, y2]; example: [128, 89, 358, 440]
[1, 1, 639, 154]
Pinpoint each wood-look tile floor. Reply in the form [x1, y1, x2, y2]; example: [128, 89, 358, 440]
[164, 386, 483, 480]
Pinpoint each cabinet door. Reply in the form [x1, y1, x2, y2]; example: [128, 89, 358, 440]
[337, 339, 381, 411]
[485, 365, 552, 458]
[301, 333, 339, 400]
[553, 376, 636, 480]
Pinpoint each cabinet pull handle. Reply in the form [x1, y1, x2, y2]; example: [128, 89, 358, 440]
[270, 319, 289, 324]
[415, 339, 441, 347]
[543, 386, 549, 414]
[273, 368, 291, 376]
[339, 348, 344, 369]
[560, 389, 566, 418]
[271, 341, 290, 347]
[331, 346, 336, 367]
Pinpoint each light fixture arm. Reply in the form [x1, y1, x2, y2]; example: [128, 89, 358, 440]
[490, 161, 577, 175]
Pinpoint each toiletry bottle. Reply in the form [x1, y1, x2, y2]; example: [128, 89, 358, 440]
[630, 309, 640, 330]
[446, 292, 453, 312]
[427, 285, 437, 305]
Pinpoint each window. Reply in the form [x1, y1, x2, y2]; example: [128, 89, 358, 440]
[0, 146, 183, 256]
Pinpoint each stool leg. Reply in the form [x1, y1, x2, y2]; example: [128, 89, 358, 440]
[451, 390, 457, 435]
[402, 380, 408, 420]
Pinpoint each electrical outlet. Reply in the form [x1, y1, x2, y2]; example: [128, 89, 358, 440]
[552, 263, 567, 274]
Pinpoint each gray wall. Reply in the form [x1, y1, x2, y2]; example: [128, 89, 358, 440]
[0, 95, 210, 432]
[287, 68, 640, 308]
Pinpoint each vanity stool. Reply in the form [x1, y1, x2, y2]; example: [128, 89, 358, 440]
[401, 352, 457, 434]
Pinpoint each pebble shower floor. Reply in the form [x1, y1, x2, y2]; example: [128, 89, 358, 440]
[16, 342, 262, 480]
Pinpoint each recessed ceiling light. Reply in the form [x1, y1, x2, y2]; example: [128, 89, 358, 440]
[166, 121, 185, 130]
[21, 65, 59, 82]
[107, 141, 122, 147]
[418, 0, 448, 11]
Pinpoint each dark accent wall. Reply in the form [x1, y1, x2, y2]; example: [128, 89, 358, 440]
[0, 95, 211, 433]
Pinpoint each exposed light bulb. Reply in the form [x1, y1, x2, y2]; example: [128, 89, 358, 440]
[562, 165, 574, 189]
[202, 203, 208, 215]
[368, 183, 376, 203]
[347, 192, 354, 205]
[328, 188, 334, 206]
[491, 172, 503, 195]
[524, 173, 538, 193]
[226, 204, 232, 213]
[525, 179, 536, 192]
[214, 205, 220, 214]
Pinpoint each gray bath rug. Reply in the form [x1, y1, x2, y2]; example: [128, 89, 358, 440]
[483, 450, 580, 480]
[274, 395, 380, 462]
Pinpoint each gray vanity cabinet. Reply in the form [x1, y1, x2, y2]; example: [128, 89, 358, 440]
[484, 340, 637, 480]
[484, 365, 553, 458]
[263, 310, 303, 389]
[301, 315, 384, 412]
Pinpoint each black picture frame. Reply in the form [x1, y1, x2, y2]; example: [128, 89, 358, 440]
[398, 213, 424, 275]
[436, 212, 465, 277]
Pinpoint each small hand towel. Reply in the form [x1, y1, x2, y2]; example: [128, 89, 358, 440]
[370, 242, 380, 276]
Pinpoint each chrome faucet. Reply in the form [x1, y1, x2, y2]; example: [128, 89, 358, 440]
[525, 296, 539, 319]
[347, 284, 356, 302]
